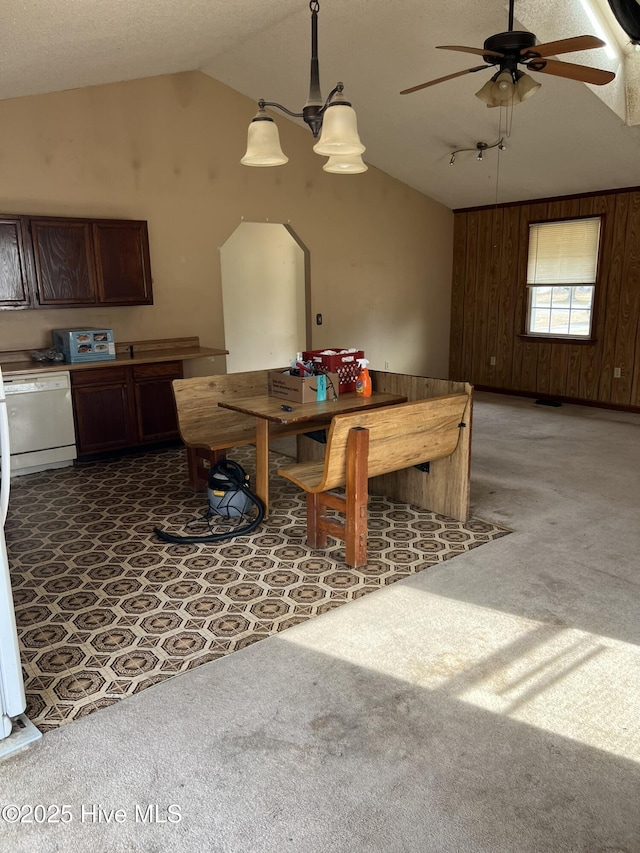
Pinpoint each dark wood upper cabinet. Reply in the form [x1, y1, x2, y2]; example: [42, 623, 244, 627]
[0, 213, 154, 310]
[0, 218, 32, 308]
[93, 220, 152, 305]
[30, 219, 97, 306]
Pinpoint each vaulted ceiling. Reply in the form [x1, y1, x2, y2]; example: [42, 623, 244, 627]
[2, 0, 639, 209]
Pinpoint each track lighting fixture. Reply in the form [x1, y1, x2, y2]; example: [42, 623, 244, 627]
[449, 138, 505, 165]
[241, 1, 367, 173]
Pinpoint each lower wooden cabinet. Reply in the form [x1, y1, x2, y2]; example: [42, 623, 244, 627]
[72, 361, 183, 457]
[132, 363, 184, 442]
[72, 366, 133, 454]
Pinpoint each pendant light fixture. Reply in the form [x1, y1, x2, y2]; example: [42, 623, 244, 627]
[241, 1, 367, 173]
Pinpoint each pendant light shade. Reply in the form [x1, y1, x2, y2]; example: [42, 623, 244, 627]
[322, 152, 368, 173]
[313, 96, 365, 156]
[241, 109, 289, 167]
[475, 79, 495, 105]
[491, 70, 515, 102]
[516, 72, 542, 101]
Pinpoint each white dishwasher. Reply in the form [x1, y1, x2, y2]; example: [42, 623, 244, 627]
[3, 371, 77, 476]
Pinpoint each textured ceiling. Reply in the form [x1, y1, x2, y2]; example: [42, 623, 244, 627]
[1, 0, 639, 209]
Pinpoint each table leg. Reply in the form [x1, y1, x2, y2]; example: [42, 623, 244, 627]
[255, 418, 270, 517]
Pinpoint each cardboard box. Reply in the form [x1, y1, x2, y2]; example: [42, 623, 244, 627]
[268, 370, 340, 404]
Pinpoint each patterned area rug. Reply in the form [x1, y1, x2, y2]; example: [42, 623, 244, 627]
[5, 446, 510, 733]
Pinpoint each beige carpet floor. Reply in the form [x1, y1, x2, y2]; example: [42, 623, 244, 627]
[5, 445, 509, 732]
[2, 394, 639, 853]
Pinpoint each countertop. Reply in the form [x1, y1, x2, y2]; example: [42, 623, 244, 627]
[0, 337, 228, 377]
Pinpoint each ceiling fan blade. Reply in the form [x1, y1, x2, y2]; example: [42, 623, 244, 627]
[527, 57, 615, 85]
[400, 66, 488, 95]
[523, 35, 605, 58]
[437, 45, 504, 58]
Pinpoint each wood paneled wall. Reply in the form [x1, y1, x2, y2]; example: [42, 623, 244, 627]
[449, 188, 640, 410]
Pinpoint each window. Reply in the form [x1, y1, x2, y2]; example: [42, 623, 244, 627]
[526, 216, 602, 339]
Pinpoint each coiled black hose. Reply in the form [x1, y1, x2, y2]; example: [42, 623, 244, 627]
[153, 460, 265, 544]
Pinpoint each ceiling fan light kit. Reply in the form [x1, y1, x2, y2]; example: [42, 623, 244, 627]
[242, 1, 366, 173]
[475, 68, 541, 107]
[400, 0, 616, 102]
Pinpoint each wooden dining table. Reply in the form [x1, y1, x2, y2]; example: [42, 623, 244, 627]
[217, 391, 407, 514]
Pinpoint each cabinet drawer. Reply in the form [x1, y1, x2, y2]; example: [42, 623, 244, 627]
[71, 365, 129, 386]
[132, 361, 182, 381]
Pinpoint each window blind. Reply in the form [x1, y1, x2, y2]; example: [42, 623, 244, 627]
[527, 217, 601, 285]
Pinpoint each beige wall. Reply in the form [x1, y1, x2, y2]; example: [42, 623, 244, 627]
[0, 71, 453, 377]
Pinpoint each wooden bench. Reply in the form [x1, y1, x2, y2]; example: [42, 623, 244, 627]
[297, 370, 473, 522]
[278, 394, 469, 567]
[172, 370, 327, 491]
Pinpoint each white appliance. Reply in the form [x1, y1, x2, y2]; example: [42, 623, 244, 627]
[0, 368, 41, 757]
[4, 370, 76, 475]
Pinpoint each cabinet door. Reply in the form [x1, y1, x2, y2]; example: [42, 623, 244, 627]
[0, 218, 31, 308]
[93, 220, 153, 305]
[132, 361, 183, 442]
[30, 219, 97, 306]
[72, 367, 133, 454]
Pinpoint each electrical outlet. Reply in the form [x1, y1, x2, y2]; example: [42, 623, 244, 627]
[614, 367, 621, 379]
[490, 356, 496, 366]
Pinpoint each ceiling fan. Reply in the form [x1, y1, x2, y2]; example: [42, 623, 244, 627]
[400, 0, 616, 105]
